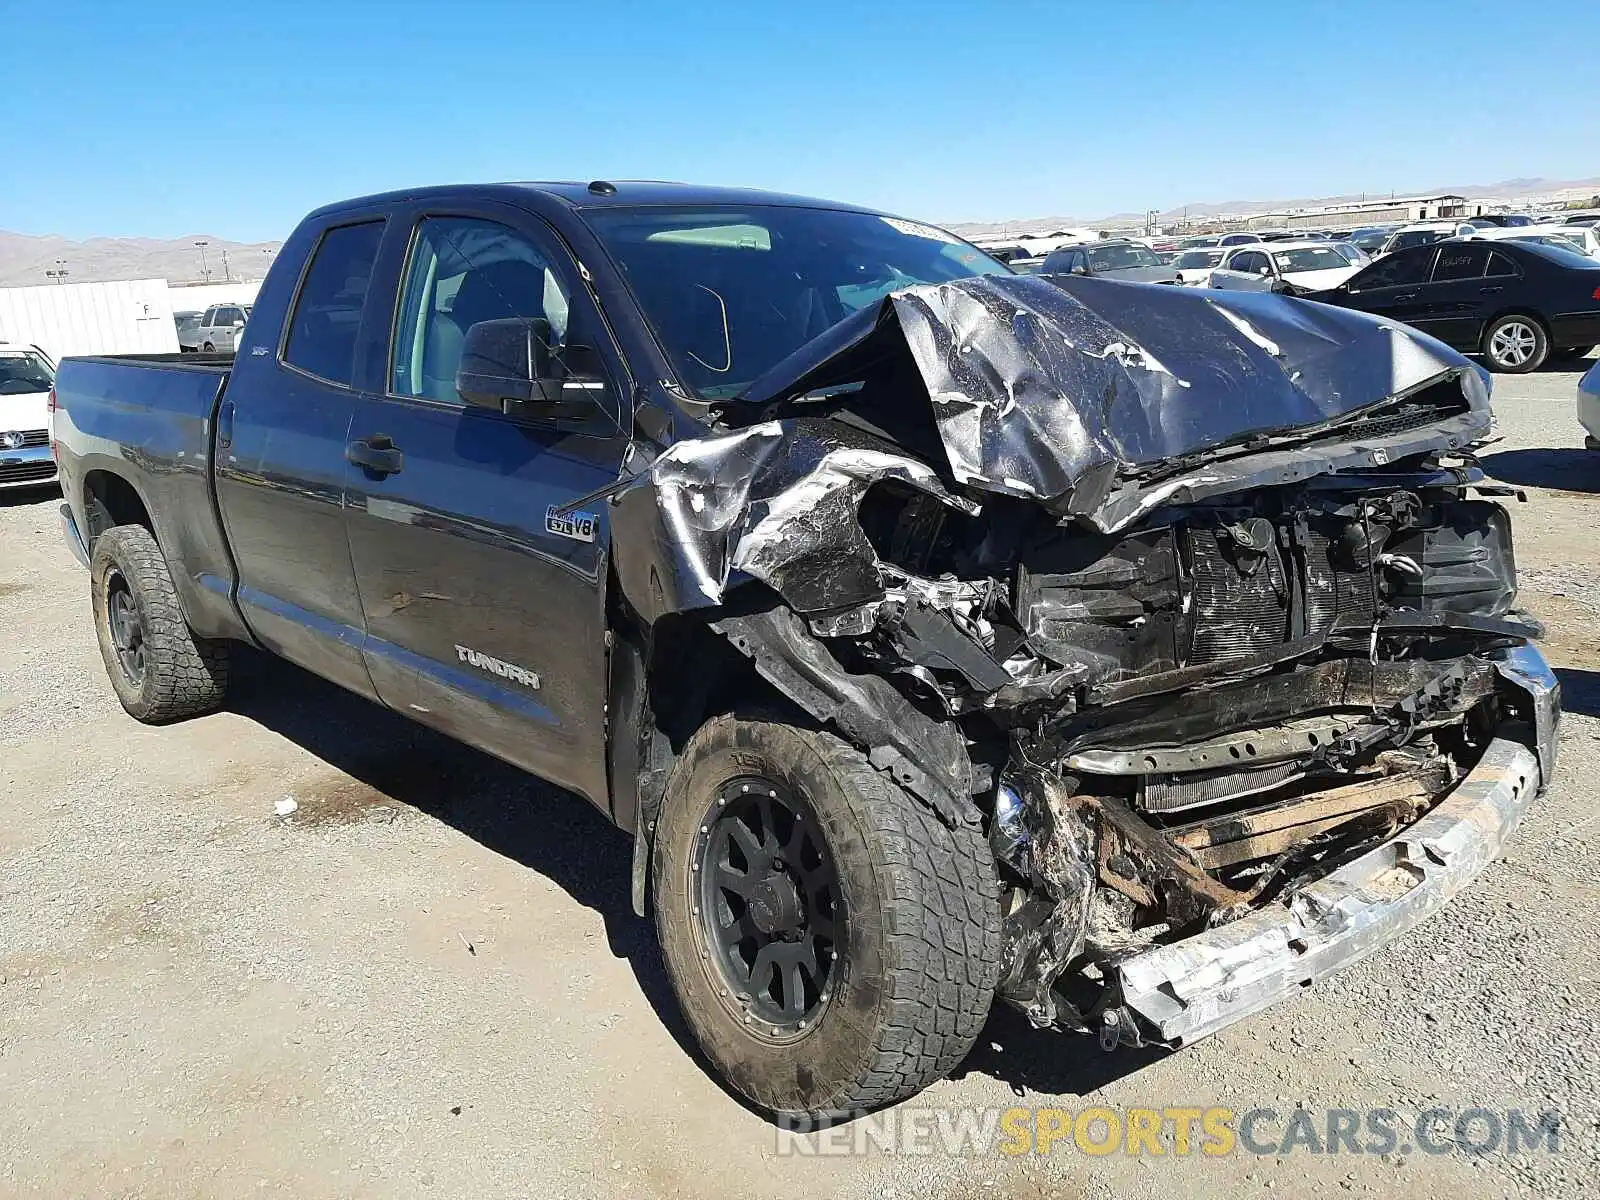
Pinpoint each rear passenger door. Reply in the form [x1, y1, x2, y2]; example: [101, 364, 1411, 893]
[214, 217, 386, 700]
[341, 203, 632, 811]
[1413, 243, 1493, 347]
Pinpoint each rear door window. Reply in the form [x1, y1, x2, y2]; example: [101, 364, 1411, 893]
[1432, 245, 1489, 281]
[283, 220, 386, 388]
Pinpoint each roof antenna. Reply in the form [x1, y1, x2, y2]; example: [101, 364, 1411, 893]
[587, 180, 618, 197]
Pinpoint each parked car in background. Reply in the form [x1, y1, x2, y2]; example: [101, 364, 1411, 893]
[1349, 225, 1399, 255]
[1308, 239, 1600, 372]
[1207, 241, 1362, 292]
[0, 342, 59, 491]
[1580, 358, 1600, 449]
[174, 311, 203, 352]
[1179, 234, 1225, 249]
[1039, 239, 1181, 282]
[1330, 241, 1372, 268]
[1172, 246, 1226, 284]
[1466, 215, 1535, 229]
[1562, 212, 1600, 228]
[195, 303, 252, 353]
[1465, 223, 1600, 260]
[1379, 222, 1479, 255]
[1217, 232, 1263, 246]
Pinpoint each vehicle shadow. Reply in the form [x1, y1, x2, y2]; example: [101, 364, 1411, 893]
[223, 648, 700, 1063]
[1480, 448, 1600, 494]
[1556, 667, 1600, 718]
[0, 483, 62, 507]
[952, 1003, 1169, 1098]
[224, 649, 1171, 1113]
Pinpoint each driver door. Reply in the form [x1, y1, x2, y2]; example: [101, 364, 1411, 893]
[342, 204, 633, 811]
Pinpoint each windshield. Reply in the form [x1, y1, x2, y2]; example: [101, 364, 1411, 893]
[1274, 246, 1352, 273]
[1175, 249, 1224, 269]
[1088, 244, 1162, 271]
[0, 350, 55, 395]
[584, 205, 1008, 398]
[1389, 230, 1451, 251]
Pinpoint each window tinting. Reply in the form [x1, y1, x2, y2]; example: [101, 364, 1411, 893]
[1351, 248, 1434, 289]
[1485, 251, 1519, 278]
[1432, 245, 1489, 281]
[283, 220, 385, 387]
[390, 216, 572, 404]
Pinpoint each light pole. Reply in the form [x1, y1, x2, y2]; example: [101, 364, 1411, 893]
[220, 248, 233, 283]
[194, 240, 211, 283]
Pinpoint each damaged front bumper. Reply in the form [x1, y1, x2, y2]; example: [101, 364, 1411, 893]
[1110, 714, 1546, 1049]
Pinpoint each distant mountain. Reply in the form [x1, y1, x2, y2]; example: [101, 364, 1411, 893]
[948, 175, 1600, 238]
[0, 231, 284, 288]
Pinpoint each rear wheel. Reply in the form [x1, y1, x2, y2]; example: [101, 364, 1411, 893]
[202, 340, 215, 352]
[90, 525, 230, 723]
[652, 712, 1001, 1118]
[1481, 315, 1548, 373]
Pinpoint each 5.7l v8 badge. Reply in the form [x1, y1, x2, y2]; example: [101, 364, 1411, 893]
[546, 506, 598, 543]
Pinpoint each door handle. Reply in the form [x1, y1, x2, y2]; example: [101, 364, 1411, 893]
[1479, 285, 1504, 295]
[217, 399, 234, 449]
[1391, 291, 1419, 301]
[346, 434, 404, 476]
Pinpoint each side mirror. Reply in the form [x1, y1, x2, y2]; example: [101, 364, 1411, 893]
[456, 317, 611, 427]
[1071, 264, 1090, 276]
[1257, 266, 1272, 277]
[233, 320, 245, 329]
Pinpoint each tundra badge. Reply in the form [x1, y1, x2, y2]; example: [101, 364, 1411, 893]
[546, 505, 598, 543]
[455, 645, 541, 690]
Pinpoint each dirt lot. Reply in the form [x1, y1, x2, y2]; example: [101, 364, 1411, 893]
[3, 359, 1597, 1199]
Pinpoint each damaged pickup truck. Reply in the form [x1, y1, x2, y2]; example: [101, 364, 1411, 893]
[50, 183, 1558, 1121]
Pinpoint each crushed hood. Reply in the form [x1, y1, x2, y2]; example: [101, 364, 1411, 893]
[611, 275, 1491, 620]
[739, 274, 1488, 506]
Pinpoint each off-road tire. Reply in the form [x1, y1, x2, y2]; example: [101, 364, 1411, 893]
[1481, 314, 1549, 373]
[652, 712, 1002, 1118]
[90, 524, 230, 723]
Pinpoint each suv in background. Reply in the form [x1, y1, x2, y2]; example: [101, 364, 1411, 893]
[195, 304, 252, 353]
[1040, 239, 1181, 282]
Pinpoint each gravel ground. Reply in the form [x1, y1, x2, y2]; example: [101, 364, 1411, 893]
[1, 356, 1597, 1199]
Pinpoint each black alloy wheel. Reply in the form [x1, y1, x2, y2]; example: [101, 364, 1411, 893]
[105, 571, 147, 686]
[695, 775, 840, 1037]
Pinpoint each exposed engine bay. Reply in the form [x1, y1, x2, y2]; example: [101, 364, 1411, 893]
[608, 273, 1560, 1047]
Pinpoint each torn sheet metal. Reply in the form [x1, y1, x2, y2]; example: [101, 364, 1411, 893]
[611, 415, 974, 617]
[739, 274, 1491, 529]
[1111, 735, 1539, 1047]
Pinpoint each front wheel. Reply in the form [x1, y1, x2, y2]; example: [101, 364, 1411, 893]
[1482, 315, 1548, 373]
[652, 713, 1001, 1118]
[90, 525, 230, 723]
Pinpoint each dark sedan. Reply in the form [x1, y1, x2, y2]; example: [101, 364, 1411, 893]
[1039, 240, 1180, 283]
[1306, 239, 1600, 373]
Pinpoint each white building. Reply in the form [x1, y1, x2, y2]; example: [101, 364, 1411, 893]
[0, 279, 178, 361]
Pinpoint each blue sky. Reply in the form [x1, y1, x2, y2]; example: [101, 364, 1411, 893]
[3, 0, 1594, 242]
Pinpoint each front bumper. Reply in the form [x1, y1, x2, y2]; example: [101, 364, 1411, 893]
[0, 442, 57, 490]
[1113, 734, 1540, 1046]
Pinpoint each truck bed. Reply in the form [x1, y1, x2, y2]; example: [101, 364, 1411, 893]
[53, 351, 245, 643]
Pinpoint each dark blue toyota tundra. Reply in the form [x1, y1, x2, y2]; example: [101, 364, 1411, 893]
[51, 181, 1560, 1119]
